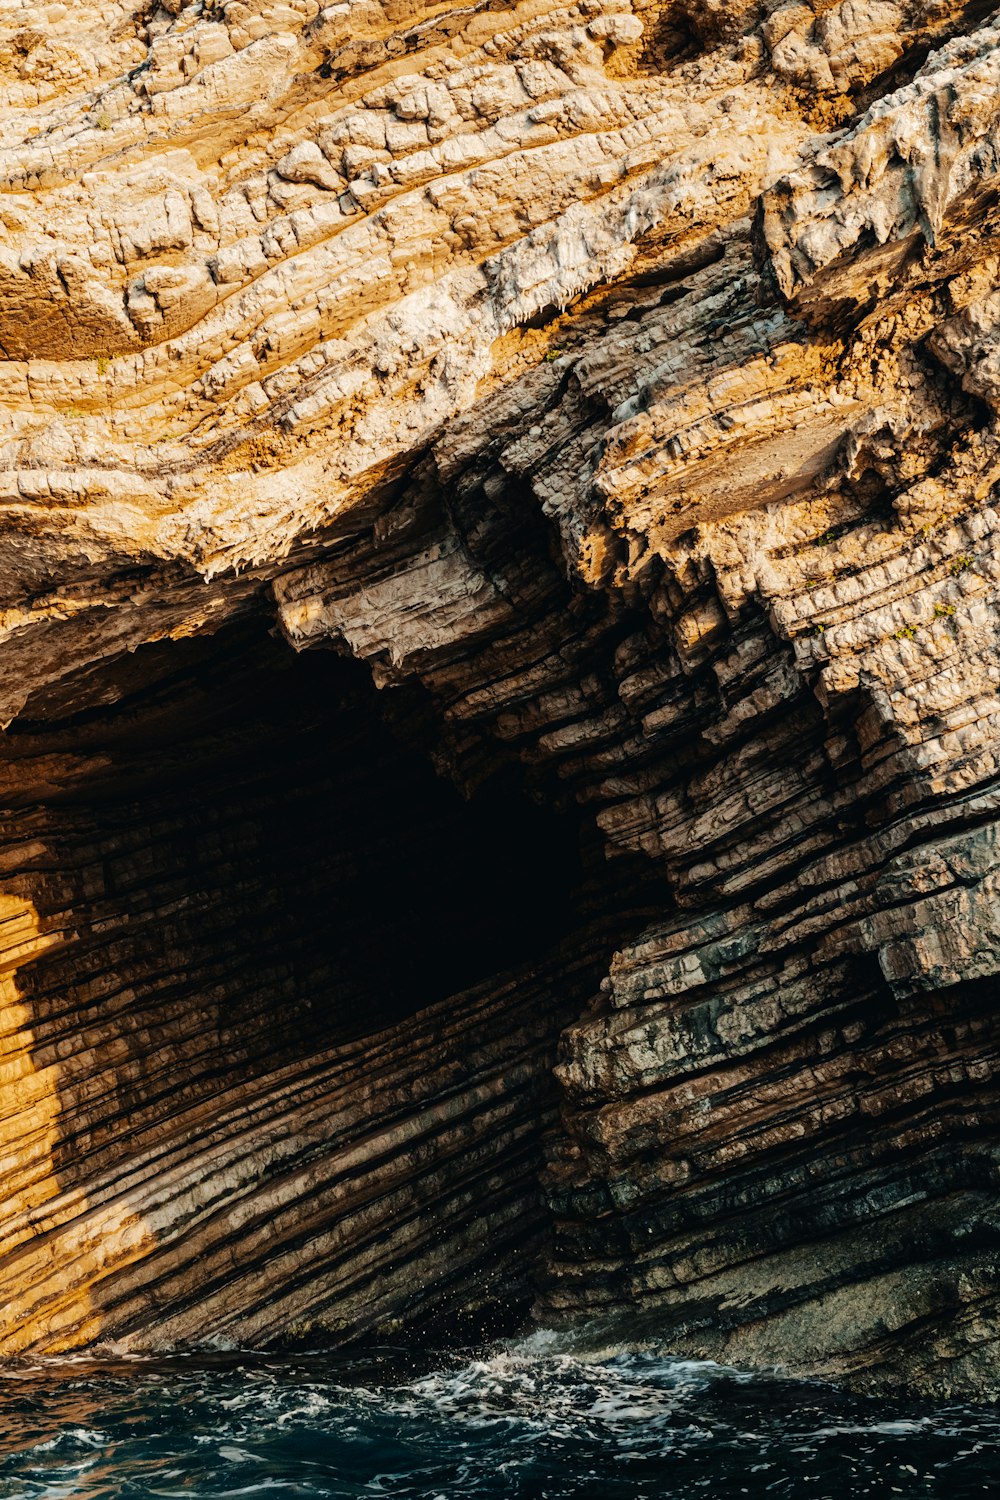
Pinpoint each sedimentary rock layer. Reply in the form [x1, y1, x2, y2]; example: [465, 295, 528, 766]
[1, 0, 1000, 1394]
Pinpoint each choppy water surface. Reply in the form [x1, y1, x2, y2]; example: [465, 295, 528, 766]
[0, 1331, 997, 1499]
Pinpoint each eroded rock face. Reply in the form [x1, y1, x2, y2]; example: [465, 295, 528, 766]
[2, 0, 1000, 1394]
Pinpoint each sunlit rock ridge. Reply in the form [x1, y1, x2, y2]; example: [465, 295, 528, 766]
[1, 0, 1000, 1398]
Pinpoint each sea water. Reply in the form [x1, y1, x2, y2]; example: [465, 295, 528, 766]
[0, 1330, 997, 1498]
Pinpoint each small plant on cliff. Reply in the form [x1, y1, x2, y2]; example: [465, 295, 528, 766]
[894, 624, 917, 641]
[97, 113, 112, 131]
[933, 602, 956, 618]
[949, 555, 973, 575]
[94, 354, 110, 376]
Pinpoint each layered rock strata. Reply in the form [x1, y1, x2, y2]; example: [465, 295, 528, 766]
[1, 0, 1000, 1395]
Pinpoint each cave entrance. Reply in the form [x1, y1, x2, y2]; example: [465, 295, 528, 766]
[8, 615, 586, 1064]
[0, 616, 599, 1353]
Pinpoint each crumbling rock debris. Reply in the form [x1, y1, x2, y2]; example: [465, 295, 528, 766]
[1, 0, 1000, 1396]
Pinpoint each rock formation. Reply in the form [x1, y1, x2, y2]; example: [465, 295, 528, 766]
[1, 0, 1000, 1397]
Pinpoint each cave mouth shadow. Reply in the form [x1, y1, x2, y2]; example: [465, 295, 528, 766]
[8, 614, 591, 1128]
[197, 618, 589, 1041]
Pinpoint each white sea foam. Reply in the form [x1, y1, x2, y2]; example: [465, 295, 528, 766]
[0, 1337, 996, 1499]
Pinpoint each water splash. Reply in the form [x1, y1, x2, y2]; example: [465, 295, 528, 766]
[0, 1330, 997, 1498]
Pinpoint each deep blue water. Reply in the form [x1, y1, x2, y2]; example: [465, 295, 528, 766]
[0, 1331, 997, 1499]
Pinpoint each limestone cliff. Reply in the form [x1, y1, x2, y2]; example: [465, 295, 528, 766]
[1, 0, 1000, 1397]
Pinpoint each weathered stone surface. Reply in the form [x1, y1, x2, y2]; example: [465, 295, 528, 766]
[1, 0, 1000, 1395]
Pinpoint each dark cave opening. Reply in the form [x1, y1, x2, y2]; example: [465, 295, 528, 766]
[0, 615, 620, 1352]
[176, 619, 588, 1035]
[4, 617, 589, 1159]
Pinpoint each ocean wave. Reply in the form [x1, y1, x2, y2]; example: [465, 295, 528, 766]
[0, 1332, 996, 1499]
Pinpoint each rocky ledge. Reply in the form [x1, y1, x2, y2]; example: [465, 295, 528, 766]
[1, 0, 1000, 1398]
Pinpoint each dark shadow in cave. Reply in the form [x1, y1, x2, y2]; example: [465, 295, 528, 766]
[182, 621, 587, 1035]
[4, 616, 591, 1176]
